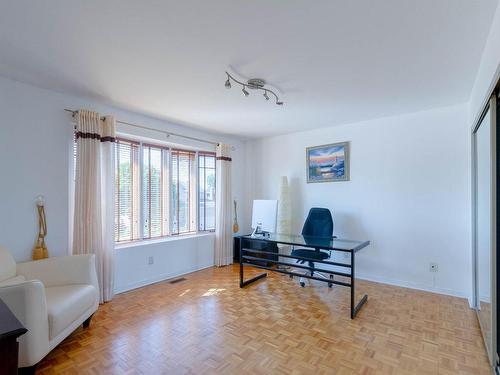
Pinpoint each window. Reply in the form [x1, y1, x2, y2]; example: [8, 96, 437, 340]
[115, 139, 140, 242]
[78, 136, 214, 243]
[171, 149, 197, 235]
[142, 144, 169, 239]
[198, 152, 216, 231]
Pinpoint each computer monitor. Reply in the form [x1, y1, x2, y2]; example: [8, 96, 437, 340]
[251, 200, 278, 234]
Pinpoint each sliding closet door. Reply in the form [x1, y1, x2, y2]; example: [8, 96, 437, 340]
[473, 94, 497, 367]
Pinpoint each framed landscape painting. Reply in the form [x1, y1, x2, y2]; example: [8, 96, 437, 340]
[306, 142, 350, 183]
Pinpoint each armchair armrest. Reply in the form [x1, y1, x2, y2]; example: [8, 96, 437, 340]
[0, 281, 49, 367]
[16, 254, 99, 290]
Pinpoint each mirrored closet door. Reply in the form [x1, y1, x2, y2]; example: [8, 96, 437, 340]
[473, 93, 497, 368]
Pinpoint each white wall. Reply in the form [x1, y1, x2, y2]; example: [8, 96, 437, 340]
[0, 75, 248, 292]
[114, 234, 215, 293]
[245, 104, 471, 298]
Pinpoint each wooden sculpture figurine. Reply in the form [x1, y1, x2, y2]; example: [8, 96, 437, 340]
[33, 195, 49, 260]
[233, 200, 239, 233]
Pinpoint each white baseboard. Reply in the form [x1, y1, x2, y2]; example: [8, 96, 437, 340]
[356, 273, 470, 300]
[114, 264, 472, 303]
[114, 263, 214, 294]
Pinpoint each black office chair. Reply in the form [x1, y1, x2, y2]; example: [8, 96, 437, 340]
[291, 208, 335, 287]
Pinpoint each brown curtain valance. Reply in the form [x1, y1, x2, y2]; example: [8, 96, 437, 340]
[75, 131, 116, 142]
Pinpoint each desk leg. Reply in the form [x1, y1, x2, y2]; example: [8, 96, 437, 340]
[240, 272, 268, 287]
[239, 238, 243, 287]
[351, 251, 368, 319]
[239, 239, 268, 288]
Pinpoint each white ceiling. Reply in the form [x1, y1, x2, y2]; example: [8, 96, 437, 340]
[0, 1, 497, 138]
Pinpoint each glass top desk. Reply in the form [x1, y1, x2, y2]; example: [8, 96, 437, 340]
[236, 233, 370, 319]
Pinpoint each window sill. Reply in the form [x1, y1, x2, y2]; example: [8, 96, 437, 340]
[115, 232, 215, 250]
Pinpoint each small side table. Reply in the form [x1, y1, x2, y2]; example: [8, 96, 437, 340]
[0, 298, 28, 375]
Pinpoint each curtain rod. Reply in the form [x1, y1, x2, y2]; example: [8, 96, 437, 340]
[64, 108, 220, 147]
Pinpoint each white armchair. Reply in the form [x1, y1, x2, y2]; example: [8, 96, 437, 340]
[0, 245, 99, 372]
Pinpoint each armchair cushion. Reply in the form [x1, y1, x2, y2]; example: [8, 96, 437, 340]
[45, 285, 98, 340]
[16, 254, 99, 291]
[0, 275, 26, 287]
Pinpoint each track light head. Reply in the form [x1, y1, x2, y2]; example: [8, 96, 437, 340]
[263, 91, 270, 100]
[276, 101, 284, 106]
[225, 78, 231, 89]
[242, 86, 249, 96]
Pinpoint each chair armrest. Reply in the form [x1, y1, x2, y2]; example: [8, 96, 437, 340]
[0, 281, 49, 367]
[16, 254, 99, 290]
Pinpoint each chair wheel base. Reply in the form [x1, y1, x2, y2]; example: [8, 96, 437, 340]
[328, 283, 333, 288]
[300, 282, 305, 287]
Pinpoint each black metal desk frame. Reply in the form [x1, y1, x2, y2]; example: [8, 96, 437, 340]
[238, 235, 370, 319]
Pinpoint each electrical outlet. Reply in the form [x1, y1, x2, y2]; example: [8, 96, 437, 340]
[148, 256, 154, 265]
[429, 262, 438, 272]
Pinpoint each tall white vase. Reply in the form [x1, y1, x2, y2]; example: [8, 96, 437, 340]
[277, 176, 291, 235]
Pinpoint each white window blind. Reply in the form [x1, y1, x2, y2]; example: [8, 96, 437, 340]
[198, 152, 216, 231]
[115, 139, 140, 242]
[171, 149, 197, 234]
[142, 144, 169, 239]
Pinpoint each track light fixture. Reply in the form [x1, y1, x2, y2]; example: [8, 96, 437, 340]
[225, 72, 284, 106]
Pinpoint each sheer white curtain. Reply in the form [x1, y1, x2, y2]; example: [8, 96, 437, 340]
[73, 110, 116, 303]
[214, 143, 233, 266]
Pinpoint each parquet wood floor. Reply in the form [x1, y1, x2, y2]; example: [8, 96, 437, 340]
[36, 265, 490, 375]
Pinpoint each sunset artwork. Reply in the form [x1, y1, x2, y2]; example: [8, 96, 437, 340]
[306, 142, 349, 183]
